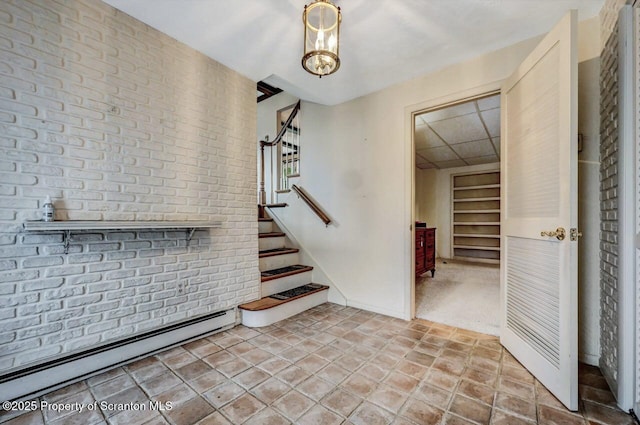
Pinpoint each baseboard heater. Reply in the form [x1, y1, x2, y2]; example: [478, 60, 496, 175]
[0, 308, 236, 402]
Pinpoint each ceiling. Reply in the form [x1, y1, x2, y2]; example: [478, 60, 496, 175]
[415, 93, 500, 170]
[102, 0, 604, 106]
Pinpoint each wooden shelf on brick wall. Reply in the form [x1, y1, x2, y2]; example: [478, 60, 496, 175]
[22, 220, 223, 254]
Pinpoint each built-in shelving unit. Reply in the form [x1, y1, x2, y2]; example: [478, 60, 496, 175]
[23, 221, 222, 254]
[451, 171, 500, 263]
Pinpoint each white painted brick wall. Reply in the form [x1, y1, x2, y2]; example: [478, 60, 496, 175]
[0, 0, 259, 373]
[599, 7, 621, 392]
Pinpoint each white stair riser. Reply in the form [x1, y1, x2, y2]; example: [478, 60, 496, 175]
[262, 271, 312, 297]
[259, 253, 299, 271]
[259, 236, 285, 251]
[258, 221, 273, 233]
[241, 291, 328, 328]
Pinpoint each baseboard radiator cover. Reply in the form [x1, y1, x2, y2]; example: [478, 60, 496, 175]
[0, 308, 236, 402]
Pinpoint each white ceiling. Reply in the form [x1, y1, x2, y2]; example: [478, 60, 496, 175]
[102, 0, 604, 106]
[415, 93, 500, 169]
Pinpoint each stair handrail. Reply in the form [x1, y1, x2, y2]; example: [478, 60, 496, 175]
[291, 184, 331, 226]
[259, 100, 301, 205]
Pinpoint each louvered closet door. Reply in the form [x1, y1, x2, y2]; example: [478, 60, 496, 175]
[500, 10, 578, 410]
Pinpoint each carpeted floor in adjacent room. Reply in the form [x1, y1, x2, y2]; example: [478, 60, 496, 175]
[415, 259, 500, 336]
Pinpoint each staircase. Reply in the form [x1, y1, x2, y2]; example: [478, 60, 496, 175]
[239, 212, 329, 327]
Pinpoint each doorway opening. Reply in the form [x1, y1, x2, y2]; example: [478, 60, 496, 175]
[413, 91, 501, 336]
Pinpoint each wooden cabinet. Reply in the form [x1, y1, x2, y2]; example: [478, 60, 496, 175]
[416, 226, 436, 277]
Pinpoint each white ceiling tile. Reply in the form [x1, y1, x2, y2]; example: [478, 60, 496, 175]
[418, 102, 476, 123]
[480, 108, 500, 138]
[465, 155, 500, 165]
[433, 159, 467, 168]
[417, 146, 459, 162]
[415, 124, 445, 150]
[417, 163, 436, 169]
[450, 139, 495, 158]
[428, 114, 487, 144]
[477, 94, 500, 111]
[492, 136, 501, 157]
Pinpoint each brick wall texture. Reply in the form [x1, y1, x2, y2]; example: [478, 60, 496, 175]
[599, 8, 621, 391]
[0, 0, 259, 373]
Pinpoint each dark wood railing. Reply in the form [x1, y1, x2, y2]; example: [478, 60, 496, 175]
[259, 100, 301, 205]
[291, 185, 331, 226]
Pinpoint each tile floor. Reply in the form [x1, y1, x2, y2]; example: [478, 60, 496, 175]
[0, 303, 634, 425]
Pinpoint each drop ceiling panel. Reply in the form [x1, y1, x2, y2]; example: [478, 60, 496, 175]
[477, 95, 500, 111]
[493, 136, 501, 156]
[480, 108, 500, 138]
[419, 102, 477, 124]
[450, 139, 495, 158]
[415, 124, 445, 150]
[433, 159, 467, 168]
[417, 146, 459, 162]
[428, 114, 487, 144]
[465, 155, 500, 165]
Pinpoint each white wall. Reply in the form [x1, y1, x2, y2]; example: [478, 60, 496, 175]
[259, 18, 602, 353]
[0, 0, 258, 373]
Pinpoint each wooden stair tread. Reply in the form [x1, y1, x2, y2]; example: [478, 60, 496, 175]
[258, 218, 273, 222]
[265, 203, 288, 208]
[259, 232, 285, 238]
[239, 284, 329, 311]
[259, 248, 300, 258]
[261, 264, 313, 282]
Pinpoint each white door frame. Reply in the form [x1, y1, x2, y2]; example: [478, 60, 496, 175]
[406, 82, 503, 320]
[619, 4, 638, 412]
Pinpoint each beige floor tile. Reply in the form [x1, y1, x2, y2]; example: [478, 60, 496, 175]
[383, 371, 419, 394]
[321, 388, 363, 417]
[413, 382, 452, 410]
[494, 392, 536, 421]
[316, 363, 350, 385]
[234, 367, 270, 390]
[188, 370, 227, 393]
[448, 394, 492, 424]
[203, 381, 245, 409]
[295, 354, 329, 374]
[297, 376, 334, 401]
[139, 371, 182, 397]
[257, 357, 292, 375]
[195, 411, 232, 425]
[3, 303, 630, 425]
[242, 407, 290, 425]
[275, 365, 311, 387]
[401, 397, 445, 425]
[350, 401, 395, 425]
[456, 379, 495, 406]
[250, 377, 291, 405]
[163, 396, 214, 425]
[367, 384, 410, 414]
[174, 360, 213, 382]
[220, 393, 265, 424]
[297, 404, 342, 425]
[182, 339, 222, 359]
[341, 373, 378, 398]
[272, 390, 314, 421]
[537, 405, 586, 424]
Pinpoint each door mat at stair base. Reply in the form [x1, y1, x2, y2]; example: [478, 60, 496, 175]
[269, 284, 325, 300]
[261, 264, 308, 277]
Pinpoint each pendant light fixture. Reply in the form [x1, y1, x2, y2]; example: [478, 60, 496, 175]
[302, 0, 341, 77]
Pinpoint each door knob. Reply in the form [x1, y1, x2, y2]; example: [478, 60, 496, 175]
[541, 227, 566, 240]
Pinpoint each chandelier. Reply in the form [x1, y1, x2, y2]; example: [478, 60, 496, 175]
[302, 0, 341, 77]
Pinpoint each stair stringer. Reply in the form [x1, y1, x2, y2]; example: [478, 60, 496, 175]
[266, 208, 347, 306]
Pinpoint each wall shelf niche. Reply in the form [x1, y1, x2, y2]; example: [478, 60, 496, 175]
[451, 171, 500, 263]
[22, 220, 223, 254]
